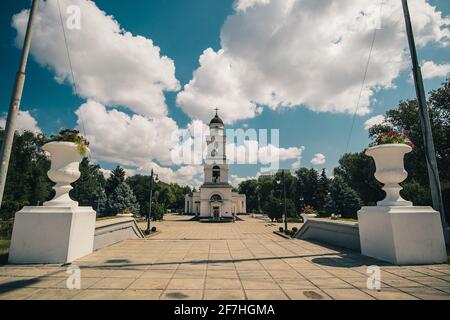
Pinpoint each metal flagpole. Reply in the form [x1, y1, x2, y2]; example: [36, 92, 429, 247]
[0, 0, 40, 207]
[401, 0, 449, 245]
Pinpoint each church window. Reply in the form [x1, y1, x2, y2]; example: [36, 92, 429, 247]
[212, 165, 220, 183]
[210, 194, 222, 202]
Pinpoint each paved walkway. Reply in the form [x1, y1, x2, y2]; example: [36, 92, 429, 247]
[0, 215, 449, 300]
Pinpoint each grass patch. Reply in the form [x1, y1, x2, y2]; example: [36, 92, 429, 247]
[0, 240, 10, 265]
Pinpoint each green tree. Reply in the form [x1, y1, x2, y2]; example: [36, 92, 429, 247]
[71, 158, 106, 209]
[334, 152, 383, 206]
[151, 202, 165, 221]
[296, 168, 320, 209]
[105, 165, 126, 196]
[107, 183, 140, 216]
[264, 193, 282, 221]
[238, 179, 259, 213]
[0, 131, 52, 219]
[324, 193, 337, 216]
[316, 169, 330, 212]
[328, 177, 362, 219]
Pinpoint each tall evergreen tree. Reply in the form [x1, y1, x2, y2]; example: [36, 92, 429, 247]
[105, 165, 126, 196]
[316, 169, 330, 212]
[107, 183, 140, 216]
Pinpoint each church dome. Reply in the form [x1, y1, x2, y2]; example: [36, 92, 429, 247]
[209, 111, 224, 126]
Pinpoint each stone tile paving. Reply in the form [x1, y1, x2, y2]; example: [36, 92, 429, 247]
[0, 214, 449, 300]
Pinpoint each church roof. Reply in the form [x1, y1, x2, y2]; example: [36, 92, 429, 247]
[209, 110, 224, 126]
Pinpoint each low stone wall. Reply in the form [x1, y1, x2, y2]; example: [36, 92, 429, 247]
[295, 215, 361, 252]
[94, 217, 144, 251]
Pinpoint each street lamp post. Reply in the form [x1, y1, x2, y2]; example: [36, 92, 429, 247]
[282, 170, 288, 232]
[276, 169, 289, 232]
[146, 169, 158, 234]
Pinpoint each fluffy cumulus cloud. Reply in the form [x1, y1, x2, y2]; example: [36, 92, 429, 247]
[421, 60, 450, 79]
[176, 49, 262, 123]
[364, 115, 386, 130]
[226, 140, 304, 165]
[234, 0, 271, 12]
[75, 100, 180, 167]
[311, 153, 326, 166]
[137, 162, 204, 187]
[12, 0, 179, 118]
[230, 174, 260, 187]
[0, 110, 41, 133]
[177, 0, 450, 123]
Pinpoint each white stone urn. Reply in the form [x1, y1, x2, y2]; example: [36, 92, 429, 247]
[366, 143, 412, 207]
[42, 141, 88, 207]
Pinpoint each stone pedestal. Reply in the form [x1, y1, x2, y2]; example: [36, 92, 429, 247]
[358, 206, 447, 265]
[8, 206, 96, 264]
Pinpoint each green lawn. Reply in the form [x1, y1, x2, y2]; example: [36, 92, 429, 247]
[0, 240, 10, 265]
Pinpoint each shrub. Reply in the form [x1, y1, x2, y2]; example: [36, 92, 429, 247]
[46, 129, 90, 156]
[0, 220, 14, 240]
[292, 227, 298, 233]
[303, 205, 318, 216]
[369, 125, 415, 148]
[279, 227, 284, 232]
[151, 226, 157, 232]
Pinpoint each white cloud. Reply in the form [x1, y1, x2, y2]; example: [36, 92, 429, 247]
[99, 168, 111, 179]
[291, 159, 301, 170]
[0, 110, 41, 133]
[364, 115, 386, 130]
[12, 0, 179, 118]
[311, 153, 326, 166]
[226, 140, 304, 165]
[75, 100, 179, 167]
[230, 174, 259, 187]
[421, 60, 450, 79]
[137, 162, 204, 187]
[177, 0, 450, 123]
[234, 0, 271, 12]
[258, 144, 304, 164]
[176, 49, 261, 123]
[74, 101, 209, 186]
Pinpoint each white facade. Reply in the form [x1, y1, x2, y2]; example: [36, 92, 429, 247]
[185, 112, 246, 218]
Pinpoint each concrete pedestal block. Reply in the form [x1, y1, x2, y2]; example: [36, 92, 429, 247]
[8, 206, 96, 264]
[358, 206, 447, 265]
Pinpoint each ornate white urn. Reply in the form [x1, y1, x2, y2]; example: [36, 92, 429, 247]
[42, 141, 88, 207]
[358, 143, 447, 265]
[366, 143, 412, 206]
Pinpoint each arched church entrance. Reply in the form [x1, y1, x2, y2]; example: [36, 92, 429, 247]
[210, 194, 223, 219]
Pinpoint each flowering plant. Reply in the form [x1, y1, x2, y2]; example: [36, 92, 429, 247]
[369, 126, 415, 149]
[47, 129, 90, 156]
[302, 205, 318, 216]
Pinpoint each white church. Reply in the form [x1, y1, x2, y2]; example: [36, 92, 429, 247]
[185, 111, 246, 219]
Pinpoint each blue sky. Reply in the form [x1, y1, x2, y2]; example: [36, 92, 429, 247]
[1, 0, 449, 186]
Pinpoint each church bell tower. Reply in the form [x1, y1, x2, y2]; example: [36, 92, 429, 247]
[204, 109, 230, 186]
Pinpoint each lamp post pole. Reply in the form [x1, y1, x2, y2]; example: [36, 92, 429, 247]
[282, 170, 288, 232]
[402, 0, 448, 245]
[146, 169, 157, 233]
[0, 0, 40, 207]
